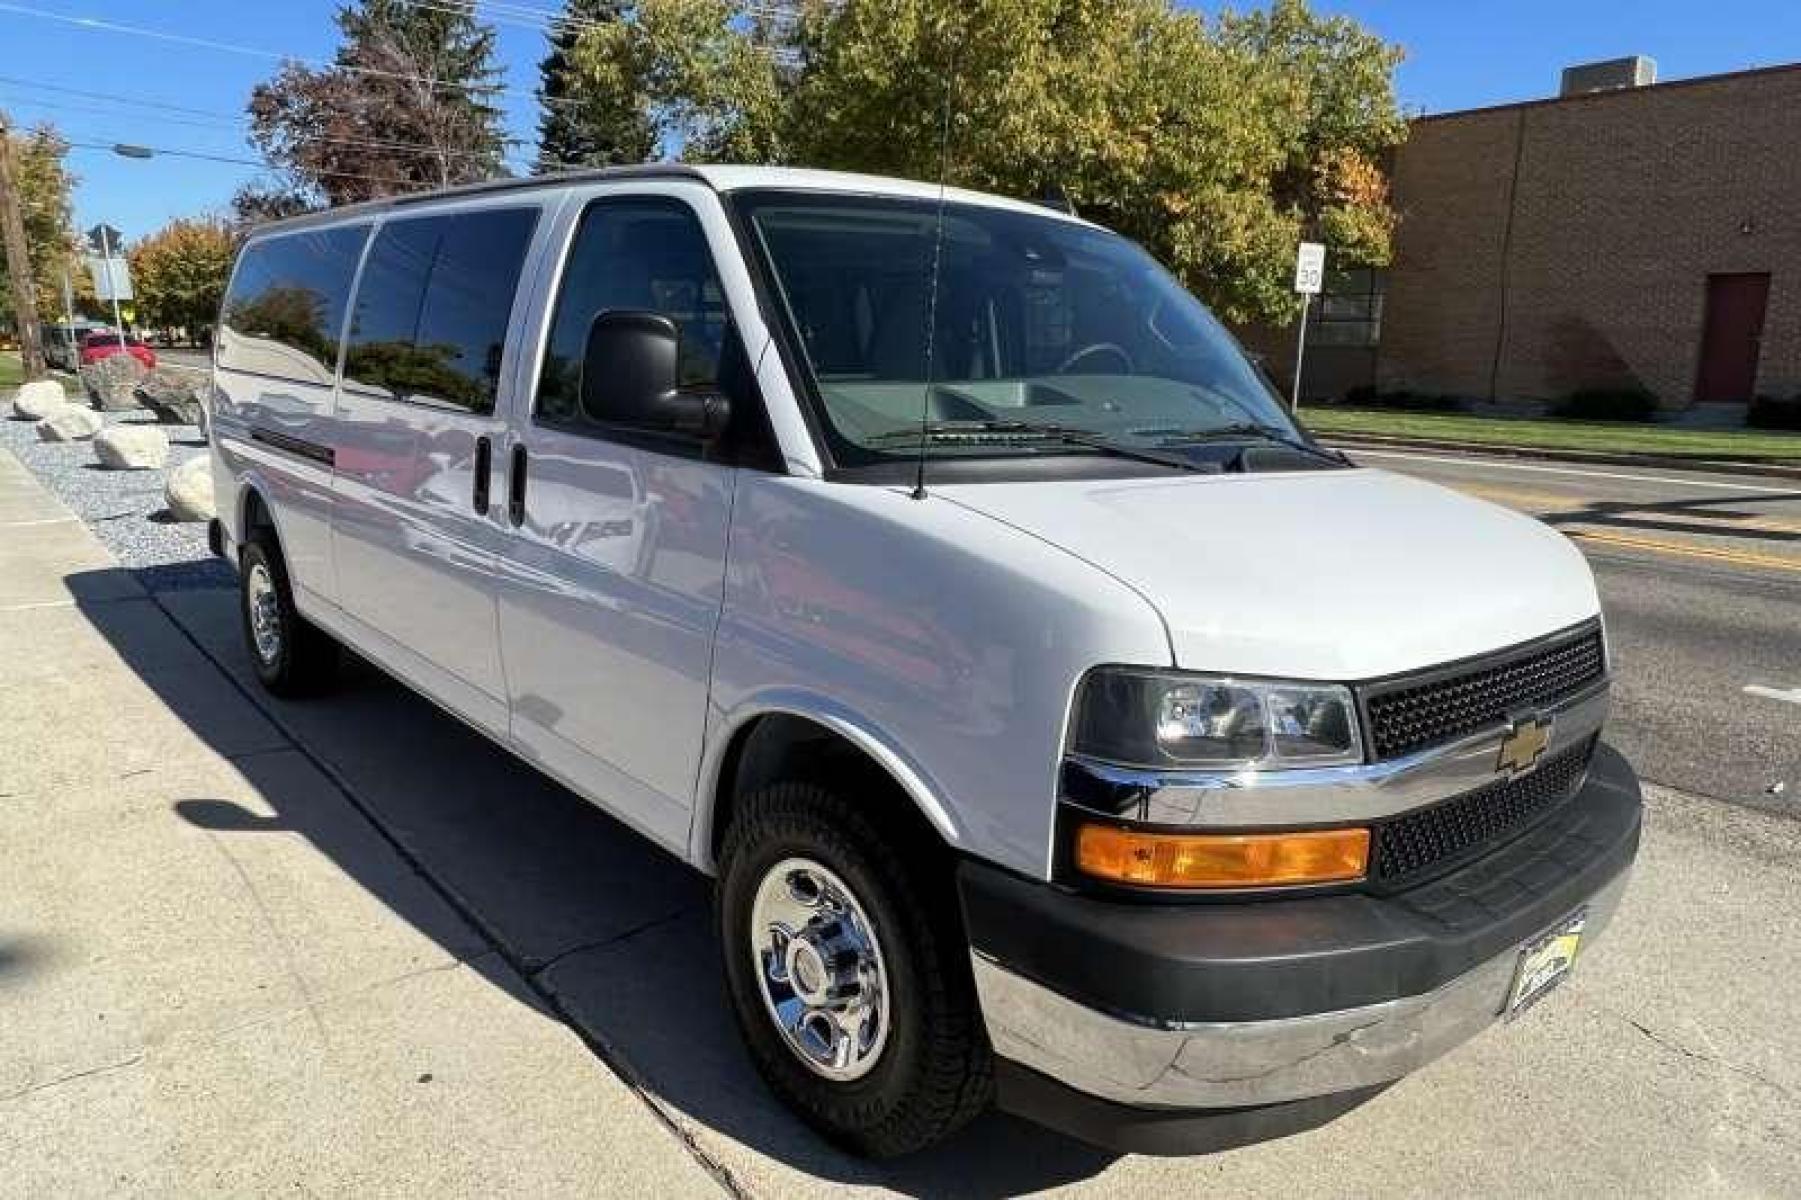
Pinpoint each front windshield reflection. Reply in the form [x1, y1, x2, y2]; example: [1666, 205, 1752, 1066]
[741, 191, 1306, 466]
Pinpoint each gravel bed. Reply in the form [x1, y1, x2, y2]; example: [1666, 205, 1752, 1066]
[1, 385, 233, 592]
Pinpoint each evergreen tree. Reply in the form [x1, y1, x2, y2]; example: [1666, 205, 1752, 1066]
[249, 0, 509, 204]
[535, 0, 656, 172]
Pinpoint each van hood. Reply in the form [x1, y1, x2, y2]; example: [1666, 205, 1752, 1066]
[935, 468, 1599, 680]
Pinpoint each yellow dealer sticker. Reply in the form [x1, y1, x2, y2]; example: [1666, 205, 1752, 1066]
[1505, 909, 1587, 1018]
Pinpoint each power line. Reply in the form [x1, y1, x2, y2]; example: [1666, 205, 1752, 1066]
[60, 139, 423, 190]
[0, 95, 526, 166]
[0, 73, 241, 121]
[0, 72, 656, 175]
[0, 0, 802, 131]
[0, 94, 244, 134]
[0, 2, 558, 104]
[2, 88, 574, 173]
[0, 76, 528, 150]
[3, 3, 813, 190]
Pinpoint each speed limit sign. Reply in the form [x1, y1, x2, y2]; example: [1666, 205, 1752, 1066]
[1288, 242, 1327, 413]
[1294, 242, 1326, 295]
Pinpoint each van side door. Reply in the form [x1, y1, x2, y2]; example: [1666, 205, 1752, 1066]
[494, 189, 745, 853]
[214, 223, 369, 610]
[329, 202, 545, 736]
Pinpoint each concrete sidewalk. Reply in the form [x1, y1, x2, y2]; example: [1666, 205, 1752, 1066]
[0, 449, 720, 1197]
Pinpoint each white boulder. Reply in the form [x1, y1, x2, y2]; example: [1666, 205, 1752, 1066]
[11, 379, 74, 421]
[163, 456, 216, 523]
[36, 406, 103, 441]
[93, 424, 170, 470]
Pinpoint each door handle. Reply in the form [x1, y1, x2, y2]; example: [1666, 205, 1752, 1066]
[473, 436, 492, 515]
[508, 444, 528, 526]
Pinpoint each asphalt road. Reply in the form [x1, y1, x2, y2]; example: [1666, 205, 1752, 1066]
[1341, 446, 1801, 816]
[153, 347, 212, 370]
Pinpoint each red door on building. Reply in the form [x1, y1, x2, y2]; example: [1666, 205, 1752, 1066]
[1694, 273, 1769, 403]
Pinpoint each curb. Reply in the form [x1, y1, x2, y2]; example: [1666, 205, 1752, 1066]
[1320, 431, 1801, 483]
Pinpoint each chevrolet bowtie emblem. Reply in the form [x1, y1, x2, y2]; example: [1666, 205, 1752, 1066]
[1497, 714, 1554, 776]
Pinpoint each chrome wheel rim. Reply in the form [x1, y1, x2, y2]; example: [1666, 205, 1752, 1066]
[749, 857, 890, 1081]
[246, 562, 282, 665]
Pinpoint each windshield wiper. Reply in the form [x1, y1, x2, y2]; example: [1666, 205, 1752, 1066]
[1154, 424, 1350, 467]
[869, 420, 1212, 474]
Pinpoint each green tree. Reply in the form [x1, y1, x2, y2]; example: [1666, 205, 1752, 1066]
[0, 122, 79, 330]
[129, 217, 238, 342]
[568, 0, 788, 162]
[223, 284, 333, 364]
[1217, 0, 1406, 297]
[564, 0, 1406, 325]
[535, 0, 657, 170]
[248, 0, 509, 205]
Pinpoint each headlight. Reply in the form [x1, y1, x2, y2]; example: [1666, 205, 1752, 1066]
[1071, 668, 1361, 769]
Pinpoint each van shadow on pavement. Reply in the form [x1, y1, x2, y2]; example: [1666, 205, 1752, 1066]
[70, 571, 1115, 1198]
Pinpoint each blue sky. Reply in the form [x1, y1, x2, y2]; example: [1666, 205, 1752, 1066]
[0, 0, 1792, 240]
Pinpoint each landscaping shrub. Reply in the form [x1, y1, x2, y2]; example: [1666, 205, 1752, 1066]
[1551, 387, 1658, 422]
[1340, 386, 1461, 412]
[1747, 394, 1801, 432]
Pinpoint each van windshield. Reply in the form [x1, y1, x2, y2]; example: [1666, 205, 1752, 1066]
[737, 190, 1321, 472]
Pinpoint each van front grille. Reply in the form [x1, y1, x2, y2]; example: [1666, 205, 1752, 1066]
[1361, 626, 1605, 761]
[1369, 739, 1594, 887]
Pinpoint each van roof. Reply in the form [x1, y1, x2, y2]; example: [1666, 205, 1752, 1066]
[247, 164, 1095, 238]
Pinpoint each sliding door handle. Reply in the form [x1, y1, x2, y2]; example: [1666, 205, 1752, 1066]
[472, 435, 492, 515]
[508, 444, 528, 527]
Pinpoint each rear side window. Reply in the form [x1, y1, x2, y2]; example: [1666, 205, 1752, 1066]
[343, 206, 540, 414]
[219, 225, 368, 384]
[535, 198, 728, 428]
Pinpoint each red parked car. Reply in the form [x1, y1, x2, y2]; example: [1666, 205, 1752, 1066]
[78, 331, 157, 370]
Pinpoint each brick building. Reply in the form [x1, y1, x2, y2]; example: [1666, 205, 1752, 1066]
[1255, 60, 1801, 415]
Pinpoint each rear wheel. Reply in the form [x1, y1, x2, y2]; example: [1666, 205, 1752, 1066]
[717, 781, 993, 1157]
[239, 534, 338, 696]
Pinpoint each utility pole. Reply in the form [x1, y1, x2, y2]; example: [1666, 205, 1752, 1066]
[0, 113, 47, 381]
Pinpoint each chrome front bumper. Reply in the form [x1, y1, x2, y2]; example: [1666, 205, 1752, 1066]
[972, 867, 1630, 1111]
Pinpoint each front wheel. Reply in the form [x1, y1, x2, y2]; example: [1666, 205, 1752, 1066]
[717, 781, 993, 1157]
[239, 535, 338, 697]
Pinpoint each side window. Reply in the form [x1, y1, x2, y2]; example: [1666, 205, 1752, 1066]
[219, 224, 368, 384]
[536, 198, 728, 428]
[343, 207, 539, 414]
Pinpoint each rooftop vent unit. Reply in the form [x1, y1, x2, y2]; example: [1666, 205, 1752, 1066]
[1559, 56, 1657, 97]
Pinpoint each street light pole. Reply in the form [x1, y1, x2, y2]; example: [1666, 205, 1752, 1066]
[0, 113, 47, 381]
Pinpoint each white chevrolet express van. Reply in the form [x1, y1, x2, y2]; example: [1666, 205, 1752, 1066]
[209, 166, 1640, 1157]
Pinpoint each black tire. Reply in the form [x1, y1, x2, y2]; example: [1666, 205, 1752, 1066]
[239, 534, 338, 697]
[717, 780, 993, 1157]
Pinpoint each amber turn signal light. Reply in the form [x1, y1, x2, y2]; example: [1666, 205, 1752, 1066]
[1074, 824, 1370, 889]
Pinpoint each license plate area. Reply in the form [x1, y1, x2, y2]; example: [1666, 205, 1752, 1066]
[1504, 907, 1587, 1018]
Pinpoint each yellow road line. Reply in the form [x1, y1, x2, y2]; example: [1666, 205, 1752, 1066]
[1456, 483, 1801, 536]
[1568, 530, 1801, 573]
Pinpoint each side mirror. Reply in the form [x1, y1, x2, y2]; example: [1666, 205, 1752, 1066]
[580, 310, 730, 439]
